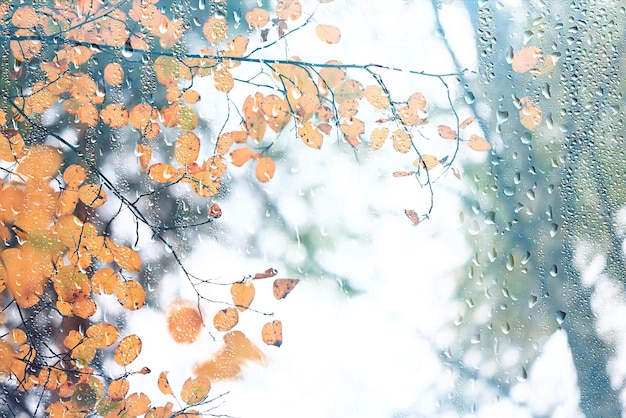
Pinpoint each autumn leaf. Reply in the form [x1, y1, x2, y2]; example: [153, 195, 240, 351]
[512, 46, 542, 73]
[108, 378, 129, 401]
[231, 281, 255, 311]
[255, 157, 276, 182]
[174, 132, 201, 166]
[158, 371, 174, 396]
[181, 376, 211, 405]
[316, 24, 341, 44]
[213, 307, 239, 332]
[437, 125, 458, 139]
[273, 278, 300, 299]
[114, 334, 142, 367]
[262, 320, 283, 347]
[298, 121, 323, 149]
[116, 280, 146, 311]
[167, 301, 203, 344]
[519, 97, 542, 131]
[230, 147, 255, 167]
[467, 134, 491, 152]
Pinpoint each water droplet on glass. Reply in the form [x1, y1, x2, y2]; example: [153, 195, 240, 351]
[517, 367, 528, 382]
[464, 91, 476, 104]
[506, 254, 514, 271]
[122, 39, 134, 58]
[549, 264, 558, 277]
[556, 310, 566, 325]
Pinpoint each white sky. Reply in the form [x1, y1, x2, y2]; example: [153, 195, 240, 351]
[122, 1, 587, 417]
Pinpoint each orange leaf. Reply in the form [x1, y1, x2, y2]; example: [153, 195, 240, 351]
[273, 278, 299, 299]
[91, 268, 120, 295]
[391, 129, 412, 153]
[242, 94, 267, 141]
[414, 154, 440, 170]
[319, 61, 345, 89]
[63, 164, 87, 188]
[0, 340, 15, 376]
[519, 97, 542, 131]
[8, 328, 27, 345]
[245, 8, 270, 28]
[208, 203, 222, 219]
[181, 376, 211, 405]
[137, 144, 152, 172]
[276, 0, 302, 20]
[213, 307, 239, 332]
[261, 320, 283, 347]
[86, 323, 119, 348]
[231, 281, 255, 312]
[148, 163, 183, 183]
[104, 63, 124, 86]
[125, 392, 151, 416]
[78, 184, 107, 208]
[17, 145, 63, 179]
[214, 67, 234, 93]
[108, 378, 129, 402]
[315, 24, 341, 44]
[175, 132, 200, 166]
[460, 116, 476, 129]
[203, 16, 228, 44]
[101, 103, 129, 128]
[116, 280, 146, 311]
[255, 157, 276, 183]
[158, 371, 174, 396]
[113, 245, 141, 272]
[195, 331, 263, 381]
[167, 301, 203, 344]
[467, 134, 491, 151]
[114, 334, 142, 367]
[512, 46, 542, 73]
[364, 85, 389, 109]
[230, 147, 255, 167]
[298, 121, 323, 149]
[437, 125, 458, 139]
